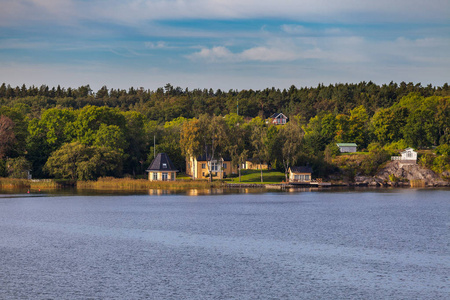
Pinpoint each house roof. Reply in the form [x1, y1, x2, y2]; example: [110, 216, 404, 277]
[196, 154, 231, 162]
[336, 143, 357, 147]
[270, 112, 287, 119]
[146, 153, 178, 172]
[401, 147, 416, 153]
[289, 166, 313, 174]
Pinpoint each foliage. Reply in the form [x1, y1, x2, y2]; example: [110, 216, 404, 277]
[278, 120, 303, 181]
[6, 156, 31, 179]
[44, 142, 123, 181]
[383, 139, 409, 155]
[0, 115, 16, 159]
[324, 142, 340, 163]
[360, 143, 390, 175]
[1, 81, 449, 181]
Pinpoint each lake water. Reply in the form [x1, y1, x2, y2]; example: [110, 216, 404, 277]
[0, 188, 449, 299]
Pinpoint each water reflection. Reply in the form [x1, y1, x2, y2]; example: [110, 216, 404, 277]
[147, 188, 268, 196]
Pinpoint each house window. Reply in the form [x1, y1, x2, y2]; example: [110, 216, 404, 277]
[162, 173, 168, 181]
[223, 163, 227, 169]
[407, 152, 412, 158]
[153, 172, 158, 180]
[210, 162, 219, 171]
[202, 163, 206, 169]
[162, 163, 167, 169]
[294, 174, 310, 181]
[202, 172, 205, 176]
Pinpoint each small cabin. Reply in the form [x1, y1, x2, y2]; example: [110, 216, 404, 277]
[242, 159, 269, 170]
[146, 153, 178, 181]
[391, 147, 417, 165]
[269, 113, 288, 125]
[336, 143, 357, 153]
[289, 166, 313, 183]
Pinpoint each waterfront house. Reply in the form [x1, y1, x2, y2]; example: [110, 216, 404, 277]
[336, 143, 357, 153]
[186, 154, 237, 179]
[288, 166, 313, 183]
[242, 159, 269, 170]
[269, 113, 288, 125]
[146, 153, 178, 181]
[391, 147, 417, 165]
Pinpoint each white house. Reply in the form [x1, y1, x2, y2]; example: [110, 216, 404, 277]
[269, 113, 288, 125]
[391, 147, 417, 165]
[336, 143, 357, 153]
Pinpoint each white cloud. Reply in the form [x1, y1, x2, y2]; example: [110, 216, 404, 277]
[188, 46, 235, 62]
[145, 41, 170, 49]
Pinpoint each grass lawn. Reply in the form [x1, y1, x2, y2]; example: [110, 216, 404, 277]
[226, 170, 285, 184]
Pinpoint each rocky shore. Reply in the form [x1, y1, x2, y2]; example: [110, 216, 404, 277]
[354, 161, 449, 187]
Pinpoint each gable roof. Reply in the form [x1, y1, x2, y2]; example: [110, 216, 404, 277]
[270, 112, 287, 119]
[336, 143, 357, 147]
[289, 166, 313, 174]
[401, 147, 416, 153]
[146, 153, 178, 172]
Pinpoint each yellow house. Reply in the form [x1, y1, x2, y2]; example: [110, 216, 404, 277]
[288, 166, 312, 183]
[242, 160, 269, 170]
[186, 154, 237, 179]
[146, 153, 178, 181]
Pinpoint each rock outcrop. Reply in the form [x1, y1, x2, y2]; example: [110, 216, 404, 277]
[355, 161, 449, 187]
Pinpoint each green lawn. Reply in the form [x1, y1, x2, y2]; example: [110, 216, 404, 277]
[226, 170, 285, 184]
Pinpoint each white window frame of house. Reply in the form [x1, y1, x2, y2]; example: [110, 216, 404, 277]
[202, 163, 206, 169]
[162, 172, 168, 181]
[209, 162, 219, 171]
[162, 163, 167, 169]
[153, 172, 158, 180]
[223, 163, 227, 169]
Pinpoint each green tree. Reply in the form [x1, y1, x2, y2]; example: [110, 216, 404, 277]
[197, 114, 229, 182]
[249, 117, 268, 182]
[0, 115, 16, 159]
[6, 156, 31, 178]
[73, 106, 126, 145]
[348, 105, 369, 149]
[278, 120, 303, 182]
[93, 124, 127, 150]
[44, 142, 123, 181]
[224, 113, 248, 181]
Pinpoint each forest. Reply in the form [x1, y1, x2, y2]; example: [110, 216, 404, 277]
[0, 81, 449, 181]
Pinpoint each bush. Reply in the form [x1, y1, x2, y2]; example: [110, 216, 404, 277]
[6, 157, 31, 179]
[383, 139, 409, 155]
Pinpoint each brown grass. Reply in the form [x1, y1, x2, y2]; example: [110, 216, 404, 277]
[76, 177, 223, 190]
[0, 178, 58, 190]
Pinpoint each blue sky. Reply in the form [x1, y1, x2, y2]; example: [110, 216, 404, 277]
[1, 0, 449, 91]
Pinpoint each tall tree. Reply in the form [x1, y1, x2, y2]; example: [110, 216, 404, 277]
[224, 113, 248, 182]
[249, 117, 268, 182]
[278, 120, 303, 182]
[0, 115, 16, 159]
[197, 114, 229, 182]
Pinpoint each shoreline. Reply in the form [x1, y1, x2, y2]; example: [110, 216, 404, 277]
[1, 177, 449, 193]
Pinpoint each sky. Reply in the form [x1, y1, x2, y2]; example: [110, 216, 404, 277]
[1, 0, 449, 92]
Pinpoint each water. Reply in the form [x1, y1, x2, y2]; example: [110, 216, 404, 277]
[0, 189, 449, 299]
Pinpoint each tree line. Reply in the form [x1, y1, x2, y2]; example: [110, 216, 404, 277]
[0, 82, 449, 181]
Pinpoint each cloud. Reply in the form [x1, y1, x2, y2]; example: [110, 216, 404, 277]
[1, 0, 449, 27]
[188, 46, 235, 62]
[145, 41, 170, 49]
[281, 25, 310, 35]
